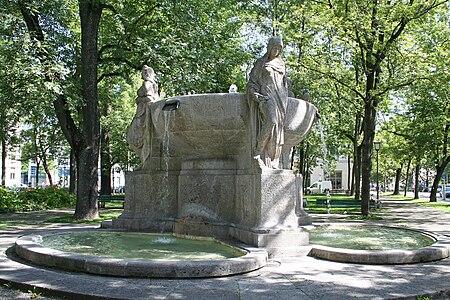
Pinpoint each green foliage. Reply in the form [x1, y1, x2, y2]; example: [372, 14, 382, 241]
[0, 188, 22, 212]
[2, 0, 449, 213]
[99, 76, 139, 169]
[96, 0, 254, 95]
[0, 187, 75, 213]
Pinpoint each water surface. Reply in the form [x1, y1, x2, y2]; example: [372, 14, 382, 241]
[38, 232, 245, 260]
[308, 225, 435, 250]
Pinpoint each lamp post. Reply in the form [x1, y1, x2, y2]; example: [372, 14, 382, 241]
[374, 141, 381, 202]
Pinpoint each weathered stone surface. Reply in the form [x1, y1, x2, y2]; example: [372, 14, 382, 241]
[112, 171, 178, 231]
[119, 92, 317, 256]
[15, 233, 268, 278]
[308, 230, 450, 264]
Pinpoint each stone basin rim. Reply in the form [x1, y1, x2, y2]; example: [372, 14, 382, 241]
[306, 223, 450, 264]
[14, 229, 268, 278]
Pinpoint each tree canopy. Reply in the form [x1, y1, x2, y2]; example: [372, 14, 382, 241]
[1, 0, 449, 218]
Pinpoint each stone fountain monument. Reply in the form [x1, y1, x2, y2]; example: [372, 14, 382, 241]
[112, 37, 318, 256]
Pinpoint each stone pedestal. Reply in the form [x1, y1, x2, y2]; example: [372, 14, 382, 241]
[113, 166, 311, 257]
[112, 170, 178, 232]
[230, 170, 310, 256]
[113, 93, 317, 257]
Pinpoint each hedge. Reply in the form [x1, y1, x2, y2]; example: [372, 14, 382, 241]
[0, 187, 76, 213]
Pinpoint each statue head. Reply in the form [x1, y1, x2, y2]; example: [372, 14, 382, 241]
[142, 65, 155, 81]
[267, 36, 283, 59]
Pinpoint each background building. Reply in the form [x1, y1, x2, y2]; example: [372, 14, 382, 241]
[309, 155, 353, 192]
[0, 149, 23, 187]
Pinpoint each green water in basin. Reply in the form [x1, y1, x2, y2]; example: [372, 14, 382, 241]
[38, 232, 246, 260]
[308, 225, 435, 250]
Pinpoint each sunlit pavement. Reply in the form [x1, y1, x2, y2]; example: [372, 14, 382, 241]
[2, 204, 450, 299]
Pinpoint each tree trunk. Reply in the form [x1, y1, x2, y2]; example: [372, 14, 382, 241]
[42, 159, 53, 187]
[414, 164, 419, 199]
[347, 154, 351, 192]
[350, 159, 355, 196]
[298, 143, 308, 193]
[40, 142, 53, 187]
[1, 139, 5, 187]
[353, 113, 361, 199]
[73, 1, 103, 220]
[430, 156, 450, 202]
[19, 0, 102, 218]
[393, 166, 402, 195]
[100, 127, 112, 195]
[35, 159, 40, 187]
[69, 148, 76, 194]
[403, 159, 411, 197]
[298, 143, 305, 175]
[360, 101, 376, 216]
[354, 144, 362, 200]
[290, 146, 296, 170]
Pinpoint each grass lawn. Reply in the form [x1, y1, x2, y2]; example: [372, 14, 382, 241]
[304, 194, 383, 219]
[412, 199, 450, 213]
[45, 209, 123, 224]
[382, 193, 450, 214]
[305, 194, 365, 214]
[383, 194, 414, 201]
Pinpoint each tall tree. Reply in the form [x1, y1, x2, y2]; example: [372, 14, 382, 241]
[18, 0, 102, 219]
[13, 0, 255, 219]
[281, 0, 449, 215]
[0, 5, 44, 186]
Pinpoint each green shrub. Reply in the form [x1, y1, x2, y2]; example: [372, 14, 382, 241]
[0, 188, 21, 212]
[0, 187, 76, 212]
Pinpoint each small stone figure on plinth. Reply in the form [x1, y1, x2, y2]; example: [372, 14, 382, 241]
[247, 37, 289, 169]
[127, 65, 159, 168]
[229, 84, 238, 93]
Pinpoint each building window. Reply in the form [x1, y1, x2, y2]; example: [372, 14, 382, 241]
[10, 173, 15, 180]
[329, 170, 342, 190]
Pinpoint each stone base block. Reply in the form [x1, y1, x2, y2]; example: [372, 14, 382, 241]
[267, 246, 312, 258]
[297, 209, 313, 225]
[112, 216, 174, 232]
[173, 218, 230, 239]
[229, 227, 309, 257]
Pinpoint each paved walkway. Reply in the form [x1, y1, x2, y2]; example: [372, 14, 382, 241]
[2, 199, 450, 299]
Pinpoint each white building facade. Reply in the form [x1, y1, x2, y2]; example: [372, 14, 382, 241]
[0, 149, 22, 187]
[309, 155, 353, 192]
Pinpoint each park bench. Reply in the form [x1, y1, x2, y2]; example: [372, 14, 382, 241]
[315, 199, 379, 209]
[97, 194, 125, 209]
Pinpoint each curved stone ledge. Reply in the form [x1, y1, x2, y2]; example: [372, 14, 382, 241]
[308, 226, 450, 264]
[15, 231, 268, 278]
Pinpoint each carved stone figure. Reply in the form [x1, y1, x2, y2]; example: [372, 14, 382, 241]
[127, 65, 159, 167]
[228, 84, 238, 93]
[247, 36, 289, 168]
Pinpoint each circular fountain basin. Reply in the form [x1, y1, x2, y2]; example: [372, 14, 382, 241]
[15, 230, 267, 278]
[307, 224, 450, 264]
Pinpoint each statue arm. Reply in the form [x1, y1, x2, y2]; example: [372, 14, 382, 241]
[247, 73, 265, 103]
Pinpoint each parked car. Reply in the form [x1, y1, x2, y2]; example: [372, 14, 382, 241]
[439, 186, 450, 199]
[306, 181, 332, 194]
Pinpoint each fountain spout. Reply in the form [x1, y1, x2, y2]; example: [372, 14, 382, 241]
[162, 98, 180, 111]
